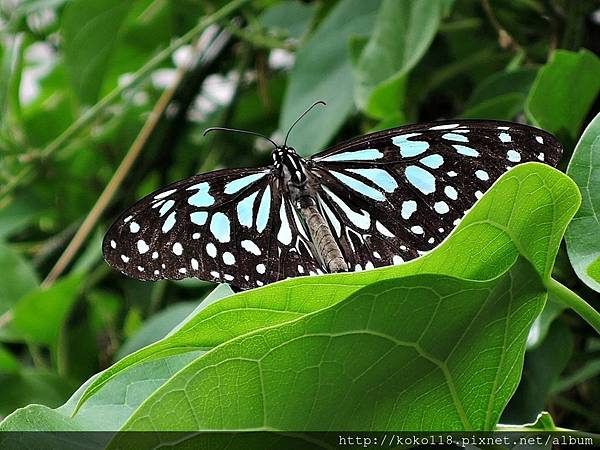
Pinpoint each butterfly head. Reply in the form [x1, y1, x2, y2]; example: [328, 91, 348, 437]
[273, 145, 307, 185]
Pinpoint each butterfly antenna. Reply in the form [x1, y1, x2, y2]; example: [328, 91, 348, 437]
[283, 100, 326, 147]
[203, 127, 279, 149]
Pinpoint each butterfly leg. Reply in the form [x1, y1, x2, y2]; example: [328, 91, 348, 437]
[301, 205, 348, 273]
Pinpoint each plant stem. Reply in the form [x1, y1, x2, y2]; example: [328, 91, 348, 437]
[0, 0, 251, 202]
[546, 277, 600, 336]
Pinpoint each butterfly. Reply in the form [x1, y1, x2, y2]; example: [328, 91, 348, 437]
[103, 102, 562, 290]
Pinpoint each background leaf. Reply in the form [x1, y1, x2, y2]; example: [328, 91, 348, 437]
[462, 68, 538, 120]
[0, 242, 39, 315]
[258, 0, 318, 41]
[354, 0, 450, 118]
[280, 0, 381, 155]
[0, 369, 77, 418]
[62, 0, 133, 104]
[525, 50, 600, 143]
[116, 301, 197, 358]
[503, 319, 573, 424]
[10, 274, 82, 348]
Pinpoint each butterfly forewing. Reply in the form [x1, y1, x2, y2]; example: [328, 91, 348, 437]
[309, 120, 562, 269]
[103, 167, 323, 290]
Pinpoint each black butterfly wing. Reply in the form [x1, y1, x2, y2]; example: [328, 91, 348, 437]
[103, 167, 322, 290]
[308, 120, 562, 269]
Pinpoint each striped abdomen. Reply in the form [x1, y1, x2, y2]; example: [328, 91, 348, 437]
[300, 204, 348, 273]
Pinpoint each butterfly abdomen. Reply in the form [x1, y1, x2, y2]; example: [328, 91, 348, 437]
[301, 204, 348, 273]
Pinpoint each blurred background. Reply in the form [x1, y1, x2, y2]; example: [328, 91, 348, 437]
[0, 0, 599, 430]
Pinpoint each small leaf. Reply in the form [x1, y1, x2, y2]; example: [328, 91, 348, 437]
[354, 0, 450, 117]
[526, 49, 600, 142]
[565, 112, 600, 292]
[62, 0, 133, 104]
[280, 0, 381, 155]
[522, 411, 558, 431]
[0, 242, 39, 315]
[11, 274, 82, 348]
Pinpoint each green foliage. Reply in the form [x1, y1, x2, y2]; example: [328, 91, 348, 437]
[526, 50, 600, 143]
[0, 163, 587, 433]
[280, 0, 381, 154]
[462, 68, 538, 120]
[0, 242, 39, 314]
[62, 0, 133, 105]
[10, 274, 81, 348]
[354, 0, 449, 119]
[1, 0, 600, 439]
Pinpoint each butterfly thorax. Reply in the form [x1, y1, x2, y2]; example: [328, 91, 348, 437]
[273, 146, 312, 207]
[272, 145, 349, 274]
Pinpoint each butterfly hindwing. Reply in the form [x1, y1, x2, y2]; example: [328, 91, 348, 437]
[309, 120, 562, 269]
[103, 167, 323, 289]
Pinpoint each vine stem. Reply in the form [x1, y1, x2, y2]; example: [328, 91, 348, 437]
[546, 277, 600, 336]
[0, 0, 251, 201]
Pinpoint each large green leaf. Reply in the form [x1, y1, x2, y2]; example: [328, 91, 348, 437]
[280, 0, 381, 155]
[116, 258, 545, 433]
[526, 50, 600, 142]
[73, 163, 580, 418]
[354, 0, 449, 118]
[565, 112, 600, 292]
[62, 0, 133, 104]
